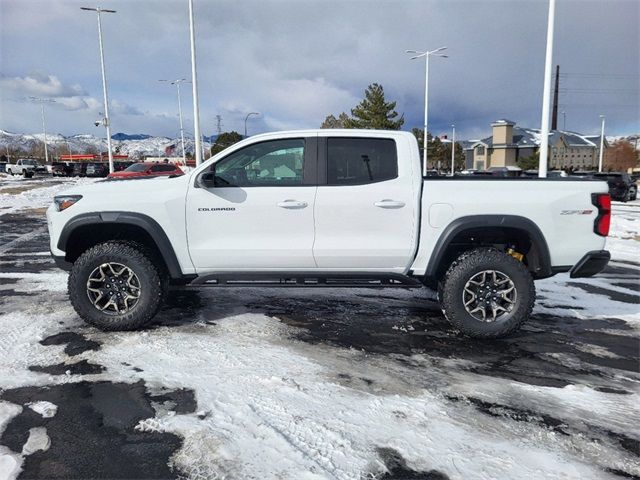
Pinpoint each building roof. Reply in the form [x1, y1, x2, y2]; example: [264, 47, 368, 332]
[465, 125, 597, 150]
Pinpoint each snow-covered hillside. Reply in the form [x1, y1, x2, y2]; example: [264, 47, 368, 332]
[0, 130, 212, 160]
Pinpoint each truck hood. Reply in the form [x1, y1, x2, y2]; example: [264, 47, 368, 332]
[57, 172, 192, 199]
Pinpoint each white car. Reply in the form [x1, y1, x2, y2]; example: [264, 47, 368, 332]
[47, 129, 611, 338]
[6, 158, 38, 177]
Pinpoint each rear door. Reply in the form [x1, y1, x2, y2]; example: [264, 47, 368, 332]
[313, 135, 418, 272]
[186, 136, 318, 272]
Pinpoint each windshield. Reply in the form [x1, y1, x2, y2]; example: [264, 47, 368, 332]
[22, 159, 38, 166]
[124, 163, 149, 172]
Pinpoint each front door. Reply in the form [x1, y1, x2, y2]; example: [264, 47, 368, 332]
[186, 137, 317, 272]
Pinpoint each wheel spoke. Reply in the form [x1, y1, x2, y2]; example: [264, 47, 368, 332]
[462, 269, 517, 323]
[86, 262, 141, 316]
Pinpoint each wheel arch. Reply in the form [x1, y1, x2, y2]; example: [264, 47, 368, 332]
[58, 212, 184, 280]
[424, 215, 552, 286]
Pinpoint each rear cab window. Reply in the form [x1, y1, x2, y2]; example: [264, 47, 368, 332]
[326, 137, 398, 185]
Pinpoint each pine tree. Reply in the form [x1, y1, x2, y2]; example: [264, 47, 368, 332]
[321, 112, 350, 129]
[344, 83, 404, 130]
[210, 131, 243, 156]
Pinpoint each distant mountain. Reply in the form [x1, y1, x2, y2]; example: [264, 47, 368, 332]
[111, 133, 153, 141]
[0, 130, 212, 160]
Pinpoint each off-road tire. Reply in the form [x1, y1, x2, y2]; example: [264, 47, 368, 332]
[440, 248, 535, 338]
[68, 241, 167, 331]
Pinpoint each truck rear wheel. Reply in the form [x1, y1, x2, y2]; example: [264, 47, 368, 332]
[68, 242, 167, 331]
[439, 248, 535, 338]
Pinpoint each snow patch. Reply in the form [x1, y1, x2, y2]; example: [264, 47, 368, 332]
[27, 401, 57, 418]
[21, 427, 51, 456]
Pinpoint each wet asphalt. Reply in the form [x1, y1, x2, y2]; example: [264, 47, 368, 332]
[0, 204, 638, 479]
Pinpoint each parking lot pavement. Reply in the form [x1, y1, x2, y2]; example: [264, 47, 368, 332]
[0, 177, 638, 479]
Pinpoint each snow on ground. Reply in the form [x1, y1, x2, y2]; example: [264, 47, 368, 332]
[0, 178, 638, 479]
[0, 174, 100, 214]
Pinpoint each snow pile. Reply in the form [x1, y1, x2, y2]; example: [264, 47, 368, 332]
[0, 177, 100, 214]
[606, 202, 640, 263]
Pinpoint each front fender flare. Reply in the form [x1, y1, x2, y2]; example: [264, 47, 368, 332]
[57, 211, 184, 279]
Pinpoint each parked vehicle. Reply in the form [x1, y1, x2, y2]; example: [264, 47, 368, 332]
[107, 162, 184, 179]
[114, 161, 134, 172]
[592, 172, 637, 202]
[522, 170, 568, 178]
[0, 162, 8, 173]
[6, 159, 37, 177]
[571, 171, 597, 178]
[52, 162, 73, 177]
[48, 130, 611, 338]
[85, 162, 110, 178]
[488, 166, 523, 177]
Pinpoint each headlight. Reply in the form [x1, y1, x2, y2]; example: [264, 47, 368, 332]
[54, 195, 82, 211]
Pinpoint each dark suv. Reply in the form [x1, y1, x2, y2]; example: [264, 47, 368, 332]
[593, 172, 637, 202]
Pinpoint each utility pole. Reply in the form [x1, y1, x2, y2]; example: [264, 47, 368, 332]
[538, 0, 556, 178]
[561, 110, 566, 131]
[29, 97, 56, 164]
[450, 124, 456, 176]
[244, 112, 259, 137]
[81, 6, 116, 173]
[188, 0, 202, 166]
[406, 47, 448, 175]
[215, 115, 223, 136]
[160, 79, 188, 165]
[598, 115, 605, 172]
[551, 65, 559, 131]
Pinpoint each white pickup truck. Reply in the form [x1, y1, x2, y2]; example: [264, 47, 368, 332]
[6, 158, 38, 177]
[47, 130, 611, 338]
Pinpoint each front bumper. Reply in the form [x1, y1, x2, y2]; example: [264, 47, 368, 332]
[569, 250, 610, 278]
[51, 252, 72, 271]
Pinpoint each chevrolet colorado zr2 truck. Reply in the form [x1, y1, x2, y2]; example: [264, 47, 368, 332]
[47, 130, 612, 338]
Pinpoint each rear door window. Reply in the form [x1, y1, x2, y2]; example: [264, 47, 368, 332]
[327, 138, 397, 185]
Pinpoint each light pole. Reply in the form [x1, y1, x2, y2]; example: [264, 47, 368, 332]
[450, 124, 456, 176]
[561, 110, 566, 131]
[244, 112, 260, 137]
[160, 79, 189, 164]
[598, 115, 605, 172]
[406, 47, 448, 174]
[538, 0, 556, 178]
[188, 0, 202, 166]
[29, 97, 56, 164]
[81, 6, 116, 173]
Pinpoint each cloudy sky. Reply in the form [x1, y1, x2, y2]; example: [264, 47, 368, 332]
[1, 0, 638, 140]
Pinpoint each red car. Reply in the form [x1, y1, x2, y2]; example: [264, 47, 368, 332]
[107, 162, 184, 179]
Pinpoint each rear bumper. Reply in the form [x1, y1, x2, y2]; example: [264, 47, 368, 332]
[569, 250, 610, 278]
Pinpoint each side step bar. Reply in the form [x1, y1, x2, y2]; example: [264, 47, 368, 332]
[187, 272, 424, 288]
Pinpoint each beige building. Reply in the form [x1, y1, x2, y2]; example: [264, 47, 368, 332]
[465, 119, 605, 171]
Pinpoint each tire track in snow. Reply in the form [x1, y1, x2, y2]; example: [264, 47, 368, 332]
[0, 227, 47, 255]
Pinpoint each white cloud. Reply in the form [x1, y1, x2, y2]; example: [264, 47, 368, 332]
[0, 73, 87, 98]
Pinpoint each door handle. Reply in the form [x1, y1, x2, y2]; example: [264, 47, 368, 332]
[374, 200, 405, 209]
[277, 200, 308, 209]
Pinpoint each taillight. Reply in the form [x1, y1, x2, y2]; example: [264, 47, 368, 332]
[592, 193, 611, 237]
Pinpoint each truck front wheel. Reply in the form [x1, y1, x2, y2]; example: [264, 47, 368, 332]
[439, 248, 535, 338]
[68, 242, 167, 331]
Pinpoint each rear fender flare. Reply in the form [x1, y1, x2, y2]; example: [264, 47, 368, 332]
[424, 214, 552, 279]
